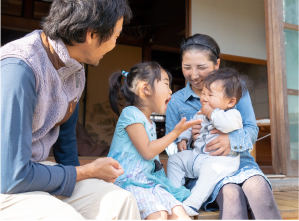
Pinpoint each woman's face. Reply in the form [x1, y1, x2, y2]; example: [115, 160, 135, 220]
[182, 50, 220, 94]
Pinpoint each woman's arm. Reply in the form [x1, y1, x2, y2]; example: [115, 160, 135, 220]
[205, 92, 258, 156]
[126, 118, 202, 160]
[229, 92, 258, 151]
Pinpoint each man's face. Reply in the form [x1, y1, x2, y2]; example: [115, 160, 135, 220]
[83, 17, 123, 66]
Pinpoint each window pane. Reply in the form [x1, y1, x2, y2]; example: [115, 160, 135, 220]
[283, 0, 299, 25]
[284, 29, 299, 90]
[288, 95, 299, 160]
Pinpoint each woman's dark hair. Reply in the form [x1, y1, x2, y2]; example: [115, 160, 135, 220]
[203, 68, 252, 104]
[41, 0, 132, 46]
[109, 61, 172, 116]
[181, 34, 220, 64]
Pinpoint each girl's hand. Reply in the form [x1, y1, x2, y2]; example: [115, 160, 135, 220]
[177, 140, 188, 152]
[173, 117, 203, 134]
[205, 129, 231, 156]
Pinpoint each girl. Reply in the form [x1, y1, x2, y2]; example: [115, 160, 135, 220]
[165, 34, 281, 219]
[108, 61, 201, 220]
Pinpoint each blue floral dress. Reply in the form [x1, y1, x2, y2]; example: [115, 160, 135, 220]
[108, 106, 198, 219]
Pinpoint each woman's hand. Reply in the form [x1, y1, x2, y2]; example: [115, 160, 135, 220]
[205, 129, 231, 156]
[177, 140, 188, 152]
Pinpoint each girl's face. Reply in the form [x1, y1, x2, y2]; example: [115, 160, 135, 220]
[182, 50, 220, 95]
[153, 70, 172, 114]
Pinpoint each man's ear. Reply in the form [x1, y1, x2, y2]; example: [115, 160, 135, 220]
[85, 29, 94, 44]
[141, 83, 151, 96]
[228, 97, 237, 108]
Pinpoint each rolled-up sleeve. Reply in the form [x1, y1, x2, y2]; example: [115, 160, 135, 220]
[1, 58, 77, 197]
[228, 92, 259, 152]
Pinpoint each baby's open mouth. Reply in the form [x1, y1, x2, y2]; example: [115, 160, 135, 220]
[165, 97, 171, 105]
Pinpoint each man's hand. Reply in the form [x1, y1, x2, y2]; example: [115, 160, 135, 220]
[205, 129, 231, 156]
[200, 103, 214, 119]
[177, 140, 188, 152]
[76, 157, 124, 183]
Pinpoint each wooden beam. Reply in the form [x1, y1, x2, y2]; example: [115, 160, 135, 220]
[1, 14, 40, 32]
[186, 0, 191, 38]
[142, 44, 151, 62]
[219, 54, 267, 65]
[23, 0, 34, 19]
[284, 22, 299, 31]
[287, 89, 299, 96]
[116, 35, 144, 47]
[151, 45, 180, 53]
[264, 0, 290, 175]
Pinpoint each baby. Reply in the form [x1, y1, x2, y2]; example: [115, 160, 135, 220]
[167, 68, 251, 212]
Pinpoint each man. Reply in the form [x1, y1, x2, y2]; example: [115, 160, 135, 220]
[0, 0, 140, 219]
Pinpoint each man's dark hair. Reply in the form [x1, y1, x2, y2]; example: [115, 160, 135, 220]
[203, 68, 252, 103]
[41, 0, 132, 46]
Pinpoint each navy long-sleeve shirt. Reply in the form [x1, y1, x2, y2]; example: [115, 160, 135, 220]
[1, 58, 79, 197]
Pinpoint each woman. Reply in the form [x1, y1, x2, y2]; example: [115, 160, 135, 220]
[165, 34, 281, 219]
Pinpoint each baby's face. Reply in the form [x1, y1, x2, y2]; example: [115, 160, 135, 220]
[201, 82, 232, 110]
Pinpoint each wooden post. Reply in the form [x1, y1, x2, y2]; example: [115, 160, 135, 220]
[264, 0, 290, 175]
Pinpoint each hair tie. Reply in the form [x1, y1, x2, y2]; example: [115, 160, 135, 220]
[122, 71, 129, 77]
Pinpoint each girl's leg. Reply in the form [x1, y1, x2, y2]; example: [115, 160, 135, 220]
[145, 211, 168, 220]
[215, 183, 249, 219]
[168, 206, 191, 220]
[242, 175, 282, 219]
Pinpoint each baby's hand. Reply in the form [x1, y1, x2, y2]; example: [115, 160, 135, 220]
[200, 103, 214, 119]
[177, 140, 188, 152]
[174, 117, 203, 134]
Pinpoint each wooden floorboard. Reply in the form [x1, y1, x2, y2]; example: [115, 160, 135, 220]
[193, 191, 299, 220]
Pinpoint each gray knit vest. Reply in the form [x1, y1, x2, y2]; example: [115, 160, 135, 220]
[1, 30, 85, 162]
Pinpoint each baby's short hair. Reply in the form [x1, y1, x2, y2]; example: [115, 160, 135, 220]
[203, 68, 251, 103]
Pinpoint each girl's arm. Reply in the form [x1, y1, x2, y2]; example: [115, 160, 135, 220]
[126, 118, 202, 160]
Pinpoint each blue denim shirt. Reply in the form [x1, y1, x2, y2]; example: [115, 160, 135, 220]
[165, 82, 272, 211]
[166, 82, 258, 152]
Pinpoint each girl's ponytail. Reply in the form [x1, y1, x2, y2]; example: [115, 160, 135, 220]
[109, 61, 171, 116]
[109, 71, 123, 116]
